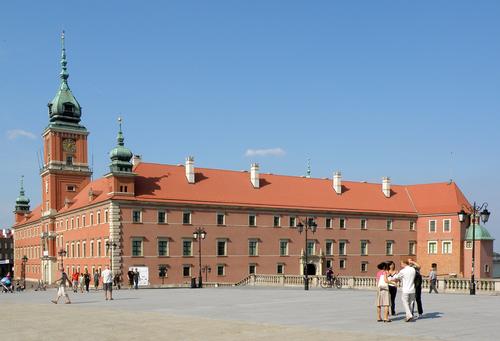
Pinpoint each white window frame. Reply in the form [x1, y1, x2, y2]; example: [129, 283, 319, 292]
[216, 213, 225, 226]
[248, 239, 259, 256]
[408, 241, 416, 255]
[339, 218, 346, 229]
[361, 262, 368, 272]
[306, 240, 316, 256]
[443, 219, 451, 233]
[276, 263, 285, 275]
[216, 239, 227, 256]
[442, 240, 452, 254]
[325, 217, 332, 229]
[360, 219, 367, 230]
[289, 216, 297, 227]
[339, 259, 346, 269]
[338, 240, 347, 256]
[325, 240, 333, 256]
[386, 219, 393, 231]
[427, 241, 438, 254]
[385, 241, 394, 256]
[132, 238, 144, 257]
[429, 220, 437, 233]
[360, 240, 368, 256]
[279, 239, 289, 256]
[409, 221, 416, 231]
[216, 264, 225, 276]
[273, 215, 281, 227]
[158, 238, 169, 257]
[132, 210, 142, 224]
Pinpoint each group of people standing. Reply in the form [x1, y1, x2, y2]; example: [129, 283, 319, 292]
[376, 258, 437, 323]
[51, 265, 131, 304]
[127, 268, 140, 289]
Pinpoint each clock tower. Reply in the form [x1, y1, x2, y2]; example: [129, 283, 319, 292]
[41, 32, 91, 215]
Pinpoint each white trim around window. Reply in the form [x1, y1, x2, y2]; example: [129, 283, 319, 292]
[427, 240, 438, 254]
[442, 240, 452, 254]
[428, 220, 437, 233]
[443, 219, 451, 233]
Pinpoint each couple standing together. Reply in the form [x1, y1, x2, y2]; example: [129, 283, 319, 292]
[377, 259, 421, 322]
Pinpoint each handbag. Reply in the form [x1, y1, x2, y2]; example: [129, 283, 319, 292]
[378, 273, 389, 290]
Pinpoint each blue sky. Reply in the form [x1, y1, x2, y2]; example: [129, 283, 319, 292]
[1, 1, 499, 245]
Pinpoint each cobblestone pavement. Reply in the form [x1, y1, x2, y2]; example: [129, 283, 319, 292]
[1, 287, 498, 340]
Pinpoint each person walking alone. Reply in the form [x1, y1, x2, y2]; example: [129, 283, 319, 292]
[78, 273, 85, 293]
[51, 270, 72, 304]
[133, 268, 139, 290]
[394, 259, 416, 322]
[93, 270, 100, 291]
[127, 269, 134, 289]
[429, 267, 438, 294]
[101, 265, 113, 301]
[84, 270, 91, 293]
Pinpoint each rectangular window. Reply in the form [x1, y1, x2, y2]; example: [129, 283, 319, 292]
[248, 214, 256, 227]
[325, 218, 332, 229]
[361, 262, 368, 272]
[339, 218, 346, 229]
[429, 220, 436, 232]
[183, 212, 191, 225]
[90, 241, 94, 257]
[76, 217, 80, 228]
[248, 240, 258, 256]
[428, 241, 437, 254]
[465, 241, 472, 249]
[385, 241, 394, 256]
[182, 265, 191, 277]
[104, 210, 108, 223]
[408, 241, 416, 255]
[360, 240, 368, 256]
[183, 240, 192, 256]
[71, 243, 75, 258]
[158, 211, 166, 224]
[217, 264, 225, 276]
[132, 239, 143, 257]
[158, 239, 169, 256]
[217, 213, 225, 226]
[82, 241, 86, 258]
[360, 219, 367, 230]
[339, 259, 346, 269]
[97, 240, 102, 257]
[442, 241, 452, 254]
[409, 221, 416, 231]
[325, 240, 333, 256]
[443, 219, 451, 232]
[249, 264, 256, 274]
[217, 240, 227, 256]
[132, 210, 142, 223]
[289, 216, 296, 227]
[386, 219, 393, 231]
[104, 239, 109, 257]
[97, 212, 101, 224]
[307, 240, 315, 256]
[339, 240, 346, 256]
[279, 240, 289, 256]
[273, 216, 281, 227]
[90, 214, 94, 225]
[82, 215, 86, 227]
[276, 264, 284, 274]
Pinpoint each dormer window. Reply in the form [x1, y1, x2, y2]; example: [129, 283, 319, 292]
[63, 103, 74, 113]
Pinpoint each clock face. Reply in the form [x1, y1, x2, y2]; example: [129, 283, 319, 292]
[62, 139, 76, 153]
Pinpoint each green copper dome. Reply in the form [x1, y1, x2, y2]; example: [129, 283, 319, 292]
[48, 32, 83, 128]
[109, 118, 133, 173]
[15, 176, 30, 212]
[465, 224, 494, 241]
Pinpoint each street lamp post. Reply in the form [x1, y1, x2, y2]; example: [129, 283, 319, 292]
[21, 255, 28, 290]
[105, 240, 117, 272]
[58, 248, 67, 272]
[202, 265, 211, 283]
[458, 202, 491, 295]
[297, 217, 317, 291]
[192, 227, 207, 288]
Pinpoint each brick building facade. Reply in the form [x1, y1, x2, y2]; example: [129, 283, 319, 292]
[11, 35, 495, 285]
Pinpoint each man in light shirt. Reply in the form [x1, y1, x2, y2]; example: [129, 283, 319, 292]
[394, 259, 416, 322]
[101, 265, 114, 301]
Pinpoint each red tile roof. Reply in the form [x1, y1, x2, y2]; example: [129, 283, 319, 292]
[14, 162, 470, 226]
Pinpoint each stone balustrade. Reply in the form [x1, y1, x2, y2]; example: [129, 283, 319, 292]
[202, 274, 500, 294]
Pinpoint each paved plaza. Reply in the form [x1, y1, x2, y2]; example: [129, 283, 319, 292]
[1, 287, 499, 340]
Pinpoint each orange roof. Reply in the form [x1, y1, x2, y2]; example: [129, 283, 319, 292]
[15, 162, 470, 226]
[14, 204, 42, 226]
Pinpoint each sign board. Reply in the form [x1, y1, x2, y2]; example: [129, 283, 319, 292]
[129, 266, 149, 286]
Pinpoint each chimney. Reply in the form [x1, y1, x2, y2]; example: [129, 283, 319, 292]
[382, 177, 391, 197]
[333, 171, 342, 194]
[132, 155, 142, 167]
[250, 163, 260, 188]
[185, 156, 195, 184]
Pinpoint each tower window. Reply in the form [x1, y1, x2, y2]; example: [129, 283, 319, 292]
[66, 156, 73, 165]
[63, 103, 74, 112]
[66, 185, 76, 192]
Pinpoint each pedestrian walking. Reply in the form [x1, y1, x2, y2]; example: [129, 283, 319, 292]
[376, 262, 392, 322]
[409, 259, 424, 318]
[79, 273, 85, 293]
[394, 259, 416, 322]
[93, 270, 100, 291]
[113, 273, 121, 290]
[429, 267, 438, 294]
[127, 269, 134, 289]
[71, 272, 79, 293]
[387, 261, 398, 316]
[133, 268, 139, 289]
[101, 265, 113, 301]
[84, 270, 91, 293]
[51, 271, 72, 304]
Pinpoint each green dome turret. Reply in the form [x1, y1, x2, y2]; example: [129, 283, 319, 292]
[465, 224, 494, 241]
[47, 31, 83, 129]
[109, 117, 133, 173]
[15, 176, 30, 212]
